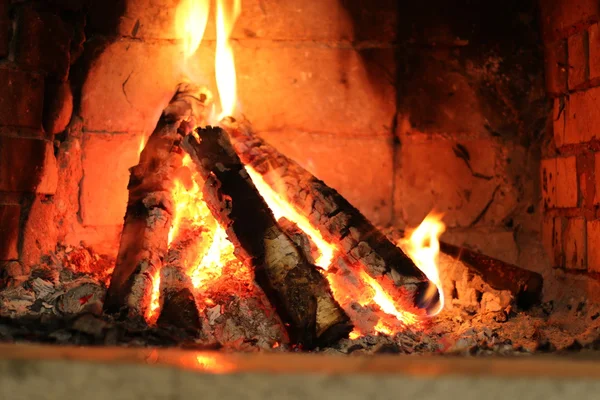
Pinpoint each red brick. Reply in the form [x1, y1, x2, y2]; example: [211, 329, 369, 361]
[544, 40, 568, 94]
[15, 5, 72, 80]
[541, 158, 557, 209]
[80, 40, 180, 134]
[567, 31, 588, 89]
[80, 132, 145, 226]
[564, 87, 600, 144]
[0, 204, 20, 260]
[589, 23, 600, 79]
[540, 0, 599, 41]
[594, 153, 600, 204]
[259, 131, 393, 226]
[578, 152, 595, 209]
[564, 217, 586, 270]
[0, 0, 9, 58]
[393, 137, 500, 228]
[553, 98, 566, 147]
[0, 68, 44, 129]
[0, 136, 56, 193]
[556, 156, 578, 208]
[588, 219, 600, 272]
[543, 216, 564, 267]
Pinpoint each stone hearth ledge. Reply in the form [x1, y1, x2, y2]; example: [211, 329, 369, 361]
[2, 344, 600, 400]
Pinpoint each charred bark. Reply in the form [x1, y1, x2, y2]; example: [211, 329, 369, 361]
[104, 84, 208, 318]
[225, 122, 436, 313]
[156, 226, 208, 334]
[438, 242, 543, 308]
[181, 126, 352, 349]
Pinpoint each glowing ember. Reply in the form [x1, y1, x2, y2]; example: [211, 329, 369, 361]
[245, 167, 334, 268]
[147, 269, 161, 322]
[190, 224, 234, 288]
[402, 213, 446, 315]
[215, 0, 242, 119]
[176, 0, 210, 58]
[357, 270, 419, 327]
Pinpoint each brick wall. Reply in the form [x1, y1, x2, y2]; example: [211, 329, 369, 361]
[0, 0, 552, 276]
[540, 0, 600, 277]
[0, 1, 82, 272]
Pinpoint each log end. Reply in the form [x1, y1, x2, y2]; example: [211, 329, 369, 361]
[157, 288, 202, 335]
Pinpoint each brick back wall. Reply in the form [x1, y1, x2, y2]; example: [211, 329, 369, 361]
[0, 1, 82, 273]
[0, 0, 553, 281]
[540, 0, 600, 281]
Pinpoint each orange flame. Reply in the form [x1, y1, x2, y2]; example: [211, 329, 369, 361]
[215, 0, 241, 119]
[147, 269, 161, 322]
[176, 0, 210, 58]
[401, 213, 446, 315]
[245, 167, 334, 268]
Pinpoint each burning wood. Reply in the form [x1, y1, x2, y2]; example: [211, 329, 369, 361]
[226, 122, 542, 313]
[103, 83, 209, 319]
[224, 122, 438, 316]
[181, 126, 353, 349]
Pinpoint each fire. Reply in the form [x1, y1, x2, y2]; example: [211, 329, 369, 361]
[245, 167, 334, 268]
[176, 0, 210, 59]
[402, 213, 446, 315]
[145, 0, 445, 337]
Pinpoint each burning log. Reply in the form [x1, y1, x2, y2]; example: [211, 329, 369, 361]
[437, 242, 543, 308]
[104, 84, 209, 318]
[181, 126, 353, 349]
[227, 122, 543, 310]
[156, 226, 208, 334]
[225, 122, 437, 313]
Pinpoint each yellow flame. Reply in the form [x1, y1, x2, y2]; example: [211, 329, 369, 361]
[190, 224, 234, 288]
[215, 0, 241, 119]
[402, 213, 446, 315]
[176, 0, 210, 58]
[245, 166, 334, 269]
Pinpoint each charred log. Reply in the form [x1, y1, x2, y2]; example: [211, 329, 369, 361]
[181, 126, 352, 349]
[225, 122, 436, 313]
[438, 242, 543, 309]
[156, 226, 208, 334]
[104, 84, 208, 318]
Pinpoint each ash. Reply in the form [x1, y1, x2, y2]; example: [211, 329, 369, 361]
[2, 244, 600, 356]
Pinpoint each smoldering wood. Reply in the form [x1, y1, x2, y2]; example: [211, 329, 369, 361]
[181, 126, 353, 349]
[227, 122, 542, 310]
[224, 121, 436, 313]
[156, 227, 207, 334]
[104, 84, 209, 318]
[438, 242, 543, 308]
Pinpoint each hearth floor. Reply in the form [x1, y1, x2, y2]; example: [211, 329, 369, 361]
[2, 343, 600, 400]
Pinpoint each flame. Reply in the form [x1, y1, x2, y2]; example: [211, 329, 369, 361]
[215, 0, 241, 119]
[147, 269, 161, 322]
[190, 224, 234, 288]
[402, 213, 446, 315]
[357, 270, 419, 326]
[245, 165, 423, 335]
[245, 167, 334, 268]
[176, 0, 210, 58]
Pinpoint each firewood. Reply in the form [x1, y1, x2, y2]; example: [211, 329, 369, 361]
[103, 83, 209, 318]
[181, 126, 353, 349]
[156, 226, 208, 334]
[437, 242, 543, 308]
[224, 121, 436, 313]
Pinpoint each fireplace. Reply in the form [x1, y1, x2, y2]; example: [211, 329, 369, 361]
[1, 0, 599, 357]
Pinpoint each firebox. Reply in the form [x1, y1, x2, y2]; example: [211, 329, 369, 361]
[0, 0, 599, 359]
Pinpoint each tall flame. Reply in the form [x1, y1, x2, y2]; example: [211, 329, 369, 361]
[402, 213, 446, 315]
[215, 0, 242, 119]
[176, 0, 210, 59]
